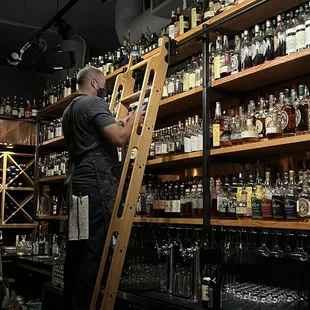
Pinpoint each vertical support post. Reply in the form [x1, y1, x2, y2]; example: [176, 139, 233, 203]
[33, 121, 41, 218]
[202, 24, 211, 233]
[1, 153, 7, 224]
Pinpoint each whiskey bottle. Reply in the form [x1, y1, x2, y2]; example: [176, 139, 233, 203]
[261, 171, 273, 219]
[252, 24, 264, 66]
[149, 132, 155, 159]
[204, 0, 215, 21]
[154, 183, 165, 217]
[179, 0, 190, 35]
[266, 108, 282, 139]
[220, 35, 232, 78]
[241, 104, 259, 143]
[274, 14, 286, 57]
[286, 11, 297, 55]
[297, 172, 310, 221]
[296, 84, 308, 133]
[255, 98, 266, 138]
[264, 20, 275, 61]
[5, 97, 11, 116]
[296, 7, 306, 51]
[189, 56, 198, 90]
[191, 185, 199, 217]
[24, 99, 32, 118]
[213, 102, 223, 148]
[31, 99, 38, 118]
[285, 170, 297, 220]
[169, 11, 176, 40]
[236, 173, 248, 219]
[11, 96, 18, 117]
[214, 179, 228, 218]
[272, 173, 285, 220]
[18, 97, 25, 118]
[252, 184, 263, 219]
[281, 88, 296, 136]
[197, 183, 203, 218]
[241, 30, 252, 70]
[0, 98, 5, 115]
[220, 109, 232, 147]
[231, 35, 241, 74]
[230, 107, 242, 145]
[190, 0, 202, 29]
[214, 36, 222, 80]
[174, 7, 181, 39]
[180, 183, 187, 217]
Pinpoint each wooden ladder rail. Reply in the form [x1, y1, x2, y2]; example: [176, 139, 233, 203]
[90, 37, 170, 310]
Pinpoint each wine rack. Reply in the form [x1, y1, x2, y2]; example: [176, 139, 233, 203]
[0, 152, 35, 226]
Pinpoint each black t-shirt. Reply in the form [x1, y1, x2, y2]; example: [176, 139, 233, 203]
[62, 95, 118, 187]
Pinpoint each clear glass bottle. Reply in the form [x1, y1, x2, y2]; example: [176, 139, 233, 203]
[214, 36, 223, 80]
[221, 109, 232, 147]
[272, 173, 285, 220]
[213, 102, 224, 148]
[305, 5, 310, 48]
[296, 7, 306, 51]
[252, 24, 264, 66]
[285, 170, 298, 220]
[255, 98, 266, 138]
[261, 171, 273, 219]
[286, 11, 297, 55]
[231, 35, 241, 74]
[220, 35, 232, 78]
[241, 104, 259, 143]
[274, 14, 286, 57]
[264, 20, 275, 61]
[184, 119, 192, 153]
[241, 29, 252, 70]
[266, 108, 282, 139]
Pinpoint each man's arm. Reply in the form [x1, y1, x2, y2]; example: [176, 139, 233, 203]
[100, 114, 135, 147]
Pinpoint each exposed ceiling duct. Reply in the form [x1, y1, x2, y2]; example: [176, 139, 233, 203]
[115, 0, 169, 45]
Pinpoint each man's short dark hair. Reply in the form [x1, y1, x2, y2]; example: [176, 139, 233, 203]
[77, 66, 104, 87]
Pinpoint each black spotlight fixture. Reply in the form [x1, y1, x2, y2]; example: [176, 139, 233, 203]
[7, 42, 31, 66]
[31, 36, 48, 53]
[56, 19, 74, 40]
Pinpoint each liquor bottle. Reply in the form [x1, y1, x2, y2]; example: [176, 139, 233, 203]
[167, 127, 176, 154]
[209, 43, 215, 83]
[220, 35, 231, 78]
[204, 0, 214, 21]
[145, 181, 154, 216]
[161, 128, 169, 155]
[266, 107, 282, 139]
[197, 183, 203, 218]
[11, 96, 18, 117]
[31, 99, 38, 118]
[184, 119, 192, 153]
[286, 11, 297, 55]
[189, 56, 198, 90]
[174, 7, 181, 39]
[241, 30, 252, 70]
[191, 185, 199, 217]
[0, 98, 5, 115]
[190, 116, 199, 152]
[214, 36, 222, 80]
[297, 172, 310, 221]
[274, 14, 286, 57]
[261, 171, 273, 219]
[180, 183, 187, 217]
[221, 109, 232, 147]
[208, 265, 223, 310]
[154, 183, 165, 217]
[252, 183, 263, 219]
[65, 76, 72, 97]
[285, 170, 297, 220]
[212, 102, 223, 149]
[176, 121, 185, 153]
[255, 98, 266, 138]
[155, 131, 162, 157]
[296, 84, 309, 133]
[241, 104, 259, 143]
[5, 97, 11, 116]
[185, 188, 193, 217]
[230, 107, 242, 145]
[263, 20, 274, 61]
[24, 99, 32, 118]
[231, 35, 241, 74]
[236, 173, 247, 219]
[281, 88, 296, 136]
[149, 132, 155, 159]
[18, 97, 25, 118]
[296, 7, 306, 51]
[183, 59, 190, 92]
[164, 182, 172, 217]
[201, 277, 211, 309]
[179, 0, 190, 35]
[169, 11, 176, 40]
[252, 24, 264, 66]
[272, 173, 285, 220]
[190, 0, 202, 29]
[216, 179, 228, 218]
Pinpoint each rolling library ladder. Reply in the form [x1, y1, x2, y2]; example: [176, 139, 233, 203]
[90, 37, 170, 310]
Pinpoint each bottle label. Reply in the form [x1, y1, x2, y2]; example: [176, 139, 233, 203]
[198, 134, 203, 151]
[153, 200, 159, 210]
[168, 25, 175, 40]
[266, 127, 278, 134]
[286, 30, 296, 54]
[306, 23, 310, 46]
[241, 130, 258, 139]
[161, 143, 168, 154]
[191, 136, 199, 152]
[189, 73, 196, 89]
[241, 46, 251, 67]
[246, 187, 252, 212]
[297, 197, 310, 217]
[252, 198, 262, 218]
[183, 73, 189, 92]
[171, 200, 181, 213]
[5, 105, 11, 115]
[231, 54, 239, 73]
[213, 56, 221, 80]
[184, 136, 192, 153]
[212, 123, 220, 147]
[162, 85, 168, 98]
[281, 111, 289, 130]
[168, 82, 175, 95]
[174, 22, 180, 38]
[12, 109, 18, 116]
[261, 197, 273, 218]
[18, 108, 24, 118]
[296, 25, 305, 50]
[0, 106, 4, 115]
[32, 109, 38, 117]
[272, 197, 284, 219]
[179, 16, 184, 35]
[285, 199, 297, 219]
[164, 200, 171, 213]
[168, 141, 175, 153]
[158, 200, 165, 210]
[191, 8, 197, 28]
[155, 143, 162, 155]
[296, 109, 301, 127]
[204, 10, 215, 19]
[201, 284, 209, 301]
[255, 120, 264, 135]
[198, 197, 203, 210]
[192, 197, 198, 211]
[195, 68, 201, 87]
[217, 196, 228, 213]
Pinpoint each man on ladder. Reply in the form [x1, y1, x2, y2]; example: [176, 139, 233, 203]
[61, 65, 144, 310]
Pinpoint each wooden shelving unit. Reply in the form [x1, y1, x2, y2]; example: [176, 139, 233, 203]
[38, 175, 67, 183]
[133, 217, 203, 225]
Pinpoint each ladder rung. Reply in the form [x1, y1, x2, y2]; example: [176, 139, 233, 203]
[121, 88, 151, 105]
[130, 58, 149, 71]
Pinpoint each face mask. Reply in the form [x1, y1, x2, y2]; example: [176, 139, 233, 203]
[97, 87, 106, 99]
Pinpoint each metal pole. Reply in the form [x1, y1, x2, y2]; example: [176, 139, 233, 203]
[202, 24, 211, 233]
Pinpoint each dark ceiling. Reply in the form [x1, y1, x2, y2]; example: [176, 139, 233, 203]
[0, 0, 120, 72]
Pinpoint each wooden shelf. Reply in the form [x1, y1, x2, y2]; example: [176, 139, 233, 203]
[210, 134, 310, 158]
[159, 87, 202, 119]
[39, 136, 65, 148]
[147, 151, 203, 170]
[211, 219, 310, 230]
[0, 224, 41, 229]
[212, 49, 310, 93]
[38, 92, 78, 118]
[133, 217, 203, 225]
[121, 88, 151, 105]
[39, 175, 67, 183]
[105, 66, 128, 82]
[36, 215, 68, 220]
[5, 187, 34, 191]
[206, 0, 306, 33]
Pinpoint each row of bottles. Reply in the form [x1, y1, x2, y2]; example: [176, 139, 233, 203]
[38, 152, 68, 178]
[0, 96, 38, 118]
[135, 175, 203, 218]
[39, 118, 63, 143]
[210, 3, 310, 81]
[211, 169, 310, 221]
[212, 84, 310, 149]
[148, 115, 203, 159]
[162, 53, 203, 98]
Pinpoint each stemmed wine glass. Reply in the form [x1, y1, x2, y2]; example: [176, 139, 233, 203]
[256, 230, 270, 258]
[269, 230, 284, 258]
